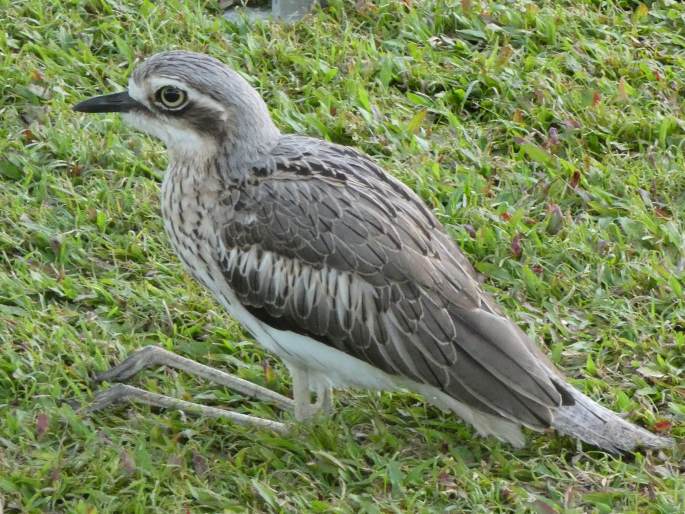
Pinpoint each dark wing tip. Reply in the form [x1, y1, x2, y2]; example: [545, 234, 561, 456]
[553, 378, 576, 406]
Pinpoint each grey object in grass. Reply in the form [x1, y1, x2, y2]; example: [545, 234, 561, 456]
[223, 0, 316, 22]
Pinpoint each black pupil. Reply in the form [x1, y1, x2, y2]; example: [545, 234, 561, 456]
[163, 88, 181, 104]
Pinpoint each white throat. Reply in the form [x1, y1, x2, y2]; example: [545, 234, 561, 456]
[121, 110, 217, 163]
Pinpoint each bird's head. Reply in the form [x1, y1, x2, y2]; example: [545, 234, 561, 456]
[74, 51, 279, 162]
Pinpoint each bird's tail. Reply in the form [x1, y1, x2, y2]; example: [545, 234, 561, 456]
[552, 385, 673, 452]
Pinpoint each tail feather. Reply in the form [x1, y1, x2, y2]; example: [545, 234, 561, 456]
[552, 386, 673, 452]
[405, 371, 672, 452]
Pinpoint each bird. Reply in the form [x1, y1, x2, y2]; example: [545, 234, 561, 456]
[73, 50, 672, 452]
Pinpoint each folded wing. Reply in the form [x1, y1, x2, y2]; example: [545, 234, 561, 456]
[218, 137, 573, 429]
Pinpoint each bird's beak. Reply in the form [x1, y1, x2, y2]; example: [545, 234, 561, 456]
[73, 91, 143, 113]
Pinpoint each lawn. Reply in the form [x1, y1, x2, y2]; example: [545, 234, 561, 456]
[1, 0, 683, 512]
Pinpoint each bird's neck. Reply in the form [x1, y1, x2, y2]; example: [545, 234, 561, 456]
[166, 132, 281, 187]
[166, 100, 281, 183]
[215, 96, 281, 179]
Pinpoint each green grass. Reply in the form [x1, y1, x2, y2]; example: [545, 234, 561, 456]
[1, 0, 684, 511]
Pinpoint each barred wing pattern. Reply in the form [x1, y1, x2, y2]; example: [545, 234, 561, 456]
[218, 136, 573, 429]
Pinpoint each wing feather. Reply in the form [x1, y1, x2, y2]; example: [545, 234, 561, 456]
[218, 136, 572, 429]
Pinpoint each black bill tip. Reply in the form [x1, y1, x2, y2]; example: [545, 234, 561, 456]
[73, 91, 142, 113]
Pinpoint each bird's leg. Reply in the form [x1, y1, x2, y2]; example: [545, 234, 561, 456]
[87, 383, 288, 433]
[289, 365, 333, 420]
[89, 346, 331, 429]
[312, 381, 333, 415]
[94, 345, 293, 410]
[290, 365, 313, 421]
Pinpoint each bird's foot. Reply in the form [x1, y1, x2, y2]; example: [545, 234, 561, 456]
[93, 345, 293, 410]
[87, 383, 288, 433]
[84, 345, 296, 433]
[85, 346, 334, 432]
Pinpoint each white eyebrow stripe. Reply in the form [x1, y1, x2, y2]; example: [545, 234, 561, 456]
[128, 79, 148, 106]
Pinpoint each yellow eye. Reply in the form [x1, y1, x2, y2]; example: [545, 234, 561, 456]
[156, 86, 187, 109]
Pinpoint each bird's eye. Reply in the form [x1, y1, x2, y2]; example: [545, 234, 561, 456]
[156, 86, 188, 110]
